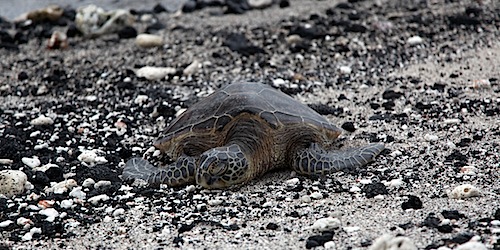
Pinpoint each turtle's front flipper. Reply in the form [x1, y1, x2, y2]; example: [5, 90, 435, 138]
[292, 143, 384, 175]
[122, 156, 196, 187]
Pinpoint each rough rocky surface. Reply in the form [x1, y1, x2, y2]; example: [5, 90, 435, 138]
[0, 0, 499, 249]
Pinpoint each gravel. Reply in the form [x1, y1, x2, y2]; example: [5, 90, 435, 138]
[1, 0, 499, 249]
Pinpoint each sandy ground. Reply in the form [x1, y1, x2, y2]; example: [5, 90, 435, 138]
[0, 0, 499, 249]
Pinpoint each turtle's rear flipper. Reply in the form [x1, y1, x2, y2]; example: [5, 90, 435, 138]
[292, 143, 385, 175]
[122, 157, 159, 183]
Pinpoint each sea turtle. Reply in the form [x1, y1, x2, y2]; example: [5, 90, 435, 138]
[122, 82, 384, 189]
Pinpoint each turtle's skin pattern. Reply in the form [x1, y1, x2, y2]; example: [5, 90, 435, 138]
[123, 82, 384, 189]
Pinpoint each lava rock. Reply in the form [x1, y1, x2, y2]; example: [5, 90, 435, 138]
[361, 182, 388, 198]
[421, 214, 440, 228]
[223, 33, 265, 56]
[306, 232, 334, 249]
[118, 26, 138, 39]
[382, 90, 403, 100]
[266, 222, 278, 230]
[401, 195, 423, 210]
[442, 210, 465, 220]
[341, 122, 356, 132]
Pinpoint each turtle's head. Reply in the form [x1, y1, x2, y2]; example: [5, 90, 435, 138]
[196, 144, 249, 189]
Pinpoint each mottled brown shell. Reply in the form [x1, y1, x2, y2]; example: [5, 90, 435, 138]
[154, 82, 341, 155]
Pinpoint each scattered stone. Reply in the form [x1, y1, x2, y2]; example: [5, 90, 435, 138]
[306, 232, 334, 249]
[23, 5, 63, 23]
[60, 199, 73, 209]
[368, 234, 417, 250]
[424, 134, 439, 142]
[339, 66, 352, 74]
[248, 0, 273, 9]
[135, 34, 163, 48]
[455, 241, 487, 250]
[112, 208, 125, 217]
[362, 182, 388, 198]
[69, 187, 86, 199]
[207, 199, 223, 206]
[30, 115, 54, 126]
[47, 30, 68, 49]
[88, 194, 110, 205]
[401, 195, 423, 210]
[407, 36, 423, 46]
[82, 178, 96, 188]
[285, 178, 299, 185]
[223, 33, 265, 56]
[45, 179, 77, 194]
[307, 217, 341, 232]
[118, 26, 137, 39]
[0, 170, 28, 198]
[266, 222, 279, 230]
[183, 60, 200, 76]
[135, 66, 176, 80]
[341, 122, 355, 132]
[77, 150, 108, 165]
[39, 208, 59, 222]
[75, 5, 134, 37]
[0, 220, 13, 228]
[94, 180, 112, 190]
[22, 157, 41, 168]
[448, 184, 481, 199]
[310, 192, 323, 199]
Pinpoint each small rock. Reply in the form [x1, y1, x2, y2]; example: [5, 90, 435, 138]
[285, 178, 299, 185]
[455, 241, 487, 250]
[368, 234, 417, 250]
[208, 199, 223, 206]
[324, 241, 336, 249]
[118, 26, 137, 39]
[0, 170, 28, 198]
[94, 180, 112, 190]
[310, 192, 323, 199]
[135, 34, 163, 48]
[0, 220, 13, 228]
[0, 159, 14, 165]
[82, 178, 96, 188]
[401, 195, 423, 210]
[21, 227, 41, 241]
[341, 122, 356, 132]
[272, 78, 286, 87]
[339, 66, 352, 74]
[75, 5, 134, 37]
[308, 217, 341, 232]
[24, 5, 63, 23]
[443, 118, 461, 125]
[301, 195, 312, 203]
[60, 199, 74, 209]
[22, 157, 41, 168]
[69, 187, 86, 199]
[47, 30, 68, 50]
[183, 60, 200, 76]
[88, 194, 110, 205]
[39, 208, 59, 222]
[424, 134, 439, 142]
[448, 184, 481, 199]
[248, 0, 273, 9]
[266, 222, 279, 230]
[113, 208, 125, 217]
[407, 36, 423, 46]
[30, 115, 54, 126]
[77, 150, 108, 165]
[286, 34, 303, 45]
[135, 66, 176, 80]
[45, 179, 77, 194]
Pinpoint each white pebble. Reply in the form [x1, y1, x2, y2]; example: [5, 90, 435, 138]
[349, 186, 361, 193]
[407, 36, 423, 46]
[60, 199, 74, 209]
[368, 234, 417, 250]
[103, 216, 112, 223]
[272, 78, 286, 87]
[185, 185, 196, 193]
[301, 195, 312, 203]
[88, 194, 110, 205]
[21, 227, 41, 241]
[16, 217, 33, 229]
[0, 220, 13, 228]
[134, 95, 149, 105]
[0, 159, 13, 165]
[82, 178, 96, 188]
[207, 199, 223, 206]
[456, 241, 487, 250]
[30, 115, 54, 126]
[339, 66, 352, 74]
[69, 186, 86, 199]
[77, 150, 97, 163]
[310, 192, 323, 199]
[39, 208, 59, 222]
[308, 217, 341, 232]
[387, 179, 403, 188]
[0, 170, 28, 198]
[94, 180, 112, 190]
[113, 208, 125, 217]
[135, 34, 163, 48]
[390, 150, 403, 157]
[285, 178, 300, 185]
[183, 60, 200, 76]
[443, 118, 461, 125]
[22, 157, 41, 168]
[324, 241, 336, 249]
[343, 226, 360, 233]
[135, 66, 176, 80]
[45, 179, 77, 194]
[424, 134, 439, 142]
[448, 184, 481, 199]
[359, 179, 372, 184]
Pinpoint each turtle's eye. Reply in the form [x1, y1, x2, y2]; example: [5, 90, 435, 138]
[209, 162, 227, 175]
